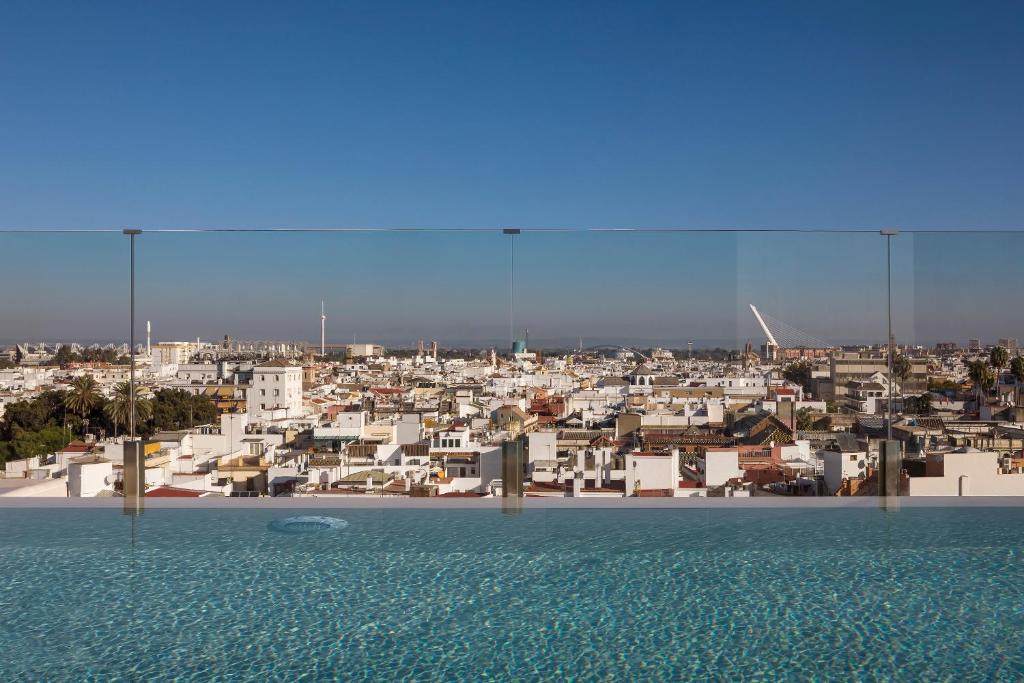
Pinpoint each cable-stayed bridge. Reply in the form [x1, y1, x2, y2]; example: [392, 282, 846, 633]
[749, 305, 833, 360]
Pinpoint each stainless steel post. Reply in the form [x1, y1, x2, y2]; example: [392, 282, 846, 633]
[881, 229, 898, 440]
[123, 229, 142, 515]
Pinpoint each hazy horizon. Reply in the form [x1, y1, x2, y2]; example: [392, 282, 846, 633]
[2, 1, 1022, 346]
[3, 229, 1021, 347]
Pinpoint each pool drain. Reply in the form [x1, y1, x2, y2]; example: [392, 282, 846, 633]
[268, 516, 349, 533]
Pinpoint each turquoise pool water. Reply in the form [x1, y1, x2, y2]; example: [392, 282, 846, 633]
[1, 507, 1022, 681]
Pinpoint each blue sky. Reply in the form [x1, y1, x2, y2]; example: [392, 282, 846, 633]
[1, 1, 1022, 346]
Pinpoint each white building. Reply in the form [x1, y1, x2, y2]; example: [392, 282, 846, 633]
[176, 363, 220, 384]
[822, 449, 868, 494]
[152, 341, 195, 376]
[248, 359, 304, 422]
[313, 411, 366, 449]
[624, 451, 677, 493]
[527, 431, 558, 465]
[697, 448, 744, 488]
[347, 343, 385, 359]
[67, 455, 113, 497]
[908, 449, 1024, 496]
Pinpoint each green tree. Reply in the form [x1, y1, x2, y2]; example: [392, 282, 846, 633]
[905, 393, 932, 416]
[990, 346, 1009, 375]
[967, 359, 995, 408]
[795, 407, 816, 431]
[64, 375, 101, 436]
[0, 390, 95, 463]
[151, 389, 217, 432]
[51, 345, 75, 368]
[891, 353, 912, 413]
[928, 378, 959, 394]
[990, 346, 1009, 402]
[11, 425, 71, 460]
[891, 354, 912, 385]
[104, 382, 152, 437]
[782, 360, 813, 394]
[1010, 355, 1024, 407]
[0, 390, 66, 440]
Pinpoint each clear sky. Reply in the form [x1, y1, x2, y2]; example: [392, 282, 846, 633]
[1, 1, 1022, 346]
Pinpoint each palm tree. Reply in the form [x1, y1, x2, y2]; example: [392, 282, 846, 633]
[64, 375, 101, 436]
[967, 359, 995, 413]
[915, 393, 932, 416]
[892, 353, 912, 414]
[990, 346, 1009, 402]
[104, 381, 152, 437]
[1010, 355, 1024, 407]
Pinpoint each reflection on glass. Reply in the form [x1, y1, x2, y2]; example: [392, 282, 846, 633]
[0, 229, 1022, 504]
[904, 232, 1024, 496]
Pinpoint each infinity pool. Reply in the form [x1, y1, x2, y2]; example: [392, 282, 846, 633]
[1, 506, 1022, 681]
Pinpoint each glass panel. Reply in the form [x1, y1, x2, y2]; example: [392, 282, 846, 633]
[907, 231, 1024, 495]
[1, 228, 1024, 682]
[514, 230, 739, 498]
[737, 231, 895, 497]
[134, 229, 507, 499]
[0, 231, 125, 478]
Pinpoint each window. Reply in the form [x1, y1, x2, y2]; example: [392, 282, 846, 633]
[260, 389, 265, 396]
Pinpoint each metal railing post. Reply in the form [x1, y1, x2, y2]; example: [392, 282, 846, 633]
[123, 229, 143, 516]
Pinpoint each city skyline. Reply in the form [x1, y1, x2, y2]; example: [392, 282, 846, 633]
[2, 228, 1021, 345]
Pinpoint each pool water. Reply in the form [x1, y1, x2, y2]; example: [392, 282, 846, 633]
[1, 507, 1022, 681]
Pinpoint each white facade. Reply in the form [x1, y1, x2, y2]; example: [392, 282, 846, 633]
[431, 427, 470, 451]
[176, 363, 219, 384]
[527, 431, 558, 464]
[822, 450, 867, 494]
[624, 452, 677, 492]
[696, 448, 745, 485]
[908, 450, 1024, 496]
[313, 411, 366, 445]
[249, 362, 303, 422]
[698, 448, 745, 487]
[68, 457, 113, 497]
[152, 342, 195, 376]
[347, 343, 385, 358]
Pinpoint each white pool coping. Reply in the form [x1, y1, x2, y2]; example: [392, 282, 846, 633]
[1, 496, 1023, 509]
